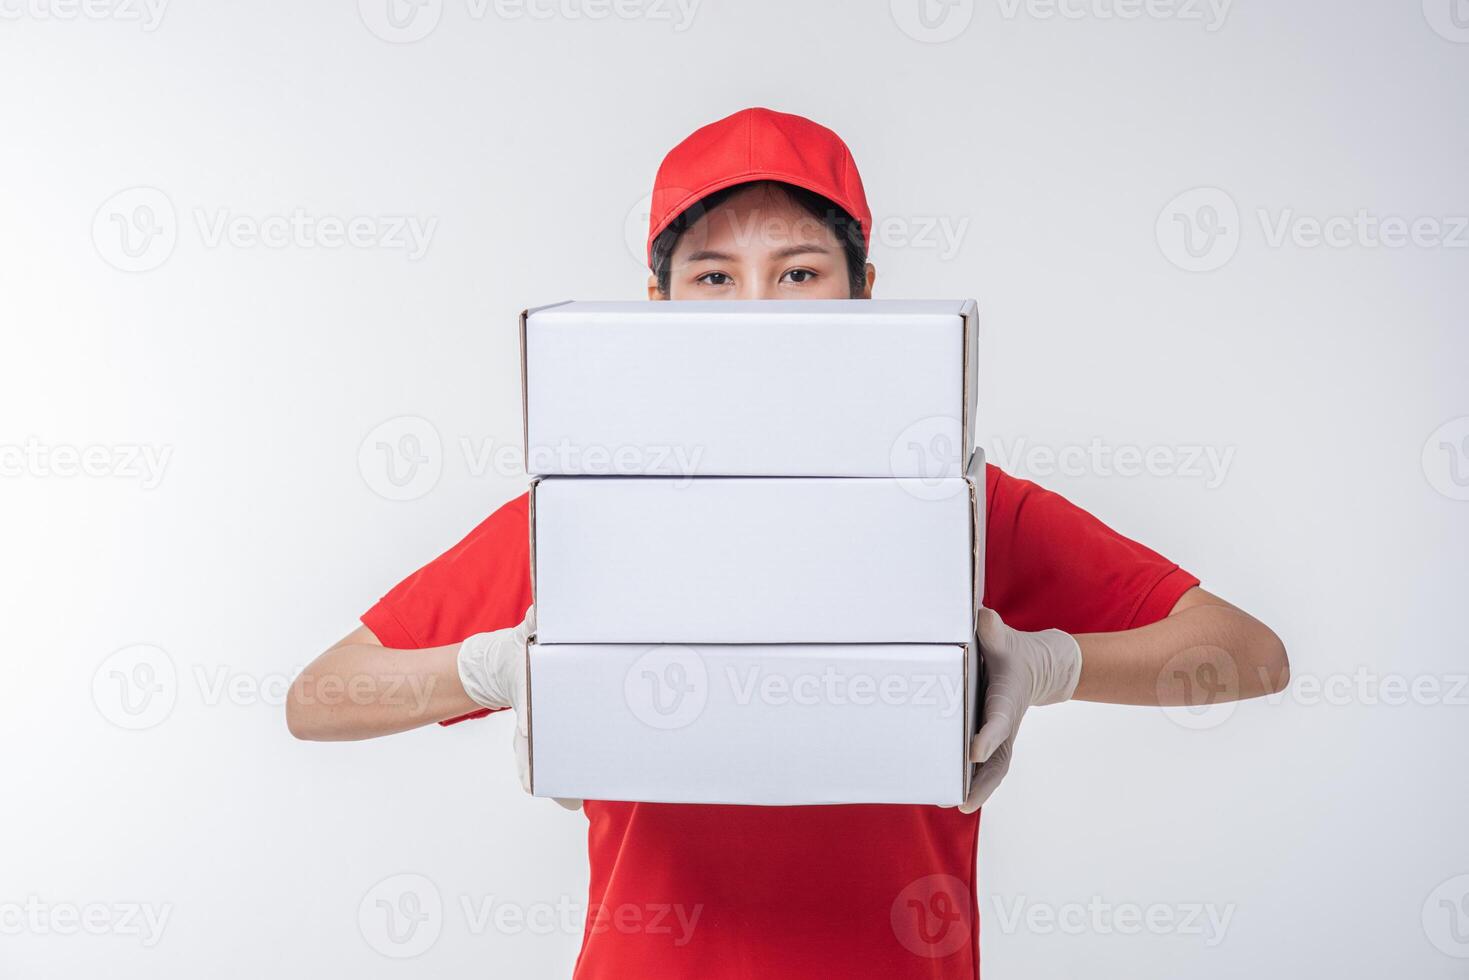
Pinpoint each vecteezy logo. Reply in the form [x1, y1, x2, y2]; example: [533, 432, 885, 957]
[358, 0, 443, 42]
[1156, 647, 1239, 731]
[1422, 416, 1469, 501]
[358, 873, 443, 958]
[92, 644, 178, 730]
[1156, 187, 1241, 272]
[890, 0, 975, 43]
[624, 646, 708, 730]
[625, 185, 693, 271]
[624, 191, 656, 269]
[92, 187, 177, 273]
[1423, 874, 1469, 957]
[358, 416, 443, 501]
[891, 874, 972, 958]
[1423, 0, 1469, 42]
[891, 416, 967, 500]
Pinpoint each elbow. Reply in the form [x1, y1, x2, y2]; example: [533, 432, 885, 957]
[1256, 627, 1290, 696]
[285, 677, 326, 741]
[285, 696, 313, 741]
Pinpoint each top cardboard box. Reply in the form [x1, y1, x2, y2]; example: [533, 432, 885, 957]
[521, 299, 978, 478]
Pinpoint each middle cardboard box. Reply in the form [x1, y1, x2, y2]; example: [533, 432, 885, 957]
[531, 451, 985, 645]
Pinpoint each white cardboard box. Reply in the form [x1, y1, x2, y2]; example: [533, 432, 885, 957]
[527, 641, 978, 806]
[530, 451, 984, 645]
[521, 299, 978, 478]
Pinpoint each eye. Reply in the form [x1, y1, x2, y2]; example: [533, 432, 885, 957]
[696, 271, 733, 286]
[781, 268, 818, 284]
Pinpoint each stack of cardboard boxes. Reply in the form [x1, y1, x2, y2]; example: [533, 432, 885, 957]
[520, 299, 983, 806]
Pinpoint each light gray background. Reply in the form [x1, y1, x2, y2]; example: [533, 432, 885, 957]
[3, 0, 1467, 976]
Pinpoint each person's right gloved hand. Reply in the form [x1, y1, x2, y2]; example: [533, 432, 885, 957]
[456, 606, 581, 811]
[958, 608, 1083, 814]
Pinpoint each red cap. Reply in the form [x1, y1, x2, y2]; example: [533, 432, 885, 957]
[646, 107, 872, 266]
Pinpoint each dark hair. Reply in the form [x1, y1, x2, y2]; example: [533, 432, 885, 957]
[649, 181, 868, 297]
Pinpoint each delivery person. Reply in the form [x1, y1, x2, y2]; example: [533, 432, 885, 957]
[287, 107, 1289, 979]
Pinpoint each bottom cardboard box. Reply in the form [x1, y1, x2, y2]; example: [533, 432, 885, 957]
[528, 642, 977, 806]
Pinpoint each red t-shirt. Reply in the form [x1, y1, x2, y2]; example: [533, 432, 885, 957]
[362, 465, 1198, 979]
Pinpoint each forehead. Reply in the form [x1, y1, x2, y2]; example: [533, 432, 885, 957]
[674, 185, 839, 255]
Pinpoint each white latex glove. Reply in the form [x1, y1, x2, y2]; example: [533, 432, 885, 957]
[456, 606, 581, 811]
[959, 608, 1083, 814]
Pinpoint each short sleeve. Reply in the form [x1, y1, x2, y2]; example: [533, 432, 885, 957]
[982, 465, 1199, 635]
[361, 493, 534, 725]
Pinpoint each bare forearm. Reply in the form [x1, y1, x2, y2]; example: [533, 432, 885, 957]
[1072, 593, 1288, 705]
[286, 640, 481, 741]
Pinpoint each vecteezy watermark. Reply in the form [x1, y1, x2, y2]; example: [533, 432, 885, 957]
[583, 901, 702, 946]
[1267, 668, 1469, 710]
[1156, 187, 1241, 273]
[625, 646, 709, 730]
[91, 645, 440, 730]
[892, 0, 1232, 42]
[992, 0, 1232, 30]
[359, 874, 443, 959]
[193, 208, 435, 259]
[356, 417, 710, 502]
[1157, 186, 1469, 272]
[1156, 646, 1241, 731]
[622, 187, 967, 267]
[92, 187, 177, 273]
[524, 440, 705, 482]
[1159, 650, 1468, 732]
[92, 645, 178, 731]
[1423, 874, 1469, 958]
[890, 0, 975, 43]
[988, 894, 1237, 947]
[358, 416, 444, 502]
[358, 0, 444, 42]
[726, 666, 965, 716]
[358, 874, 703, 958]
[358, 0, 699, 42]
[1422, 0, 1469, 43]
[92, 187, 437, 272]
[206, 665, 440, 713]
[891, 874, 973, 958]
[0, 0, 168, 30]
[463, 895, 703, 946]
[871, 213, 972, 261]
[1422, 416, 1469, 502]
[1256, 209, 1469, 251]
[623, 648, 966, 731]
[0, 897, 173, 948]
[988, 435, 1236, 489]
[487, 0, 699, 28]
[0, 438, 173, 489]
[623, 191, 660, 269]
[891, 416, 968, 501]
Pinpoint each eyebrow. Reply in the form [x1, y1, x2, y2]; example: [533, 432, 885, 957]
[771, 243, 834, 259]
[682, 243, 834, 263]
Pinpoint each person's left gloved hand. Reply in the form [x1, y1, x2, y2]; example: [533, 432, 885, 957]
[958, 608, 1084, 814]
[456, 605, 581, 812]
